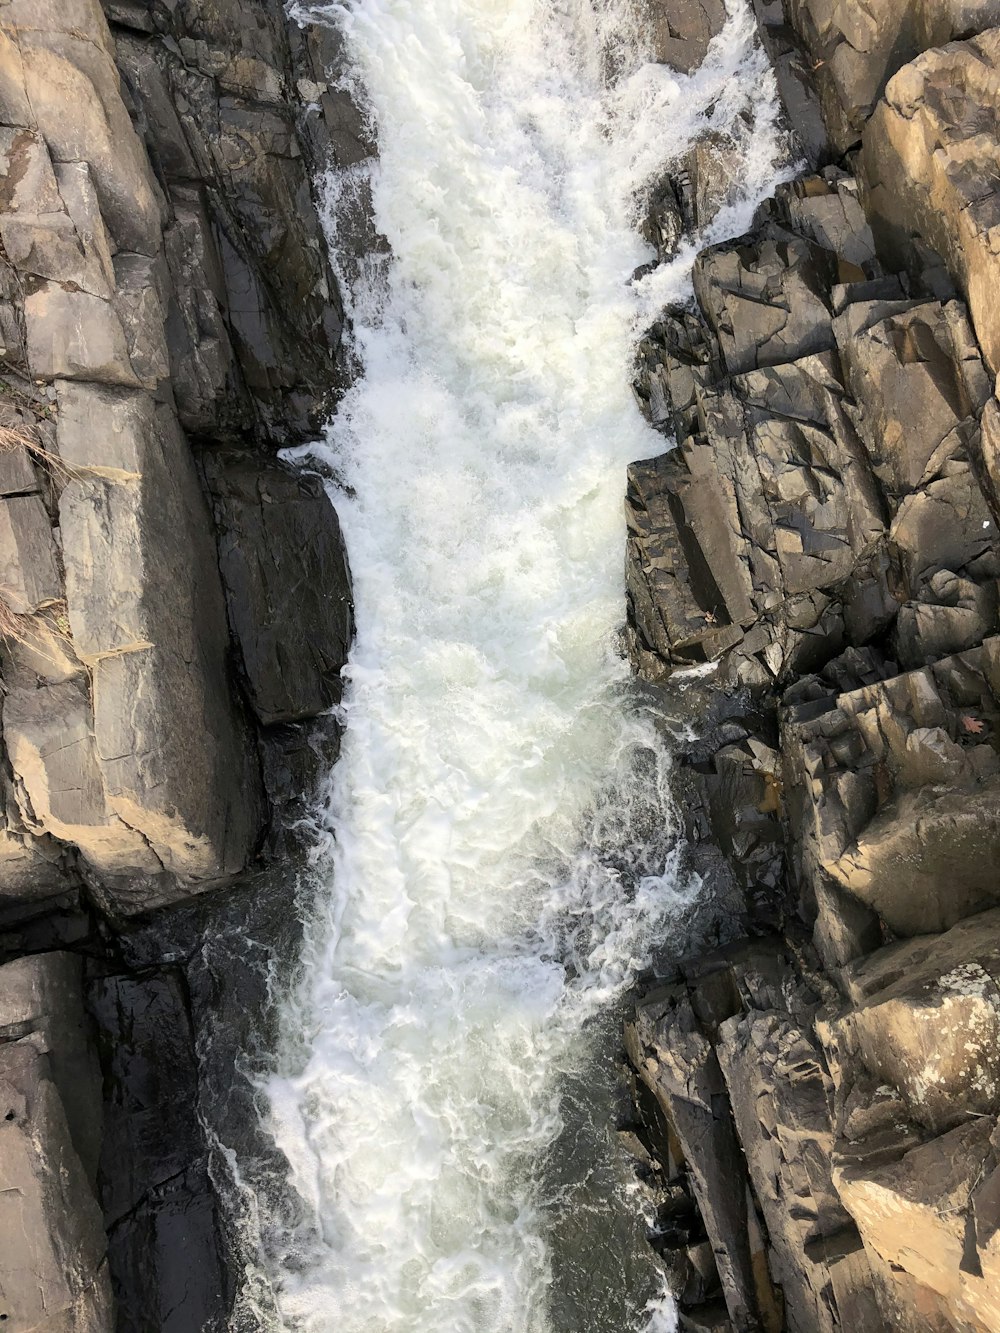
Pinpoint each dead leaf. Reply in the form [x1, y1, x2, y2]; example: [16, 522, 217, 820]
[961, 715, 986, 735]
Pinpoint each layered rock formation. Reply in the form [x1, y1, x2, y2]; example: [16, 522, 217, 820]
[626, 4, 1000, 1330]
[0, 0, 366, 1325]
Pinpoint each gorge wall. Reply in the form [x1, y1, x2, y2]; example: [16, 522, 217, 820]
[0, 1, 368, 1326]
[624, 3, 1000, 1330]
[5, 0, 1000, 1331]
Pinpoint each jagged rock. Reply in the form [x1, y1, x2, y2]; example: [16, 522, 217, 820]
[203, 451, 354, 725]
[861, 30, 1000, 374]
[161, 196, 248, 437]
[626, 986, 775, 1329]
[0, 951, 111, 1330]
[716, 1011, 870, 1332]
[626, 347, 884, 681]
[784, 0, 1000, 152]
[637, 0, 727, 73]
[783, 638, 1000, 939]
[693, 223, 838, 376]
[110, 9, 345, 440]
[641, 178, 685, 264]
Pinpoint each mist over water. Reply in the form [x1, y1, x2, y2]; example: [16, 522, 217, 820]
[246, 3, 788, 1329]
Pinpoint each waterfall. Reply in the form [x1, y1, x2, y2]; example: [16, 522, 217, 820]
[247, 2, 787, 1328]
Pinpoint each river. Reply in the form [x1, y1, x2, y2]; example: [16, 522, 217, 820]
[246, 3, 787, 1329]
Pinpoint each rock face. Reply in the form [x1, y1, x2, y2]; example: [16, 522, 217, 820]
[0, 0, 364, 1326]
[779, 0, 1000, 151]
[636, 0, 728, 72]
[625, 4, 1000, 1329]
[0, 0, 362, 926]
[0, 952, 111, 1330]
[204, 450, 354, 725]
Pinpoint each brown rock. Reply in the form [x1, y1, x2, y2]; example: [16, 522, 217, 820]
[834, 1117, 1000, 1332]
[785, 0, 1000, 152]
[782, 639, 1000, 938]
[825, 910, 1000, 1133]
[861, 31, 1000, 374]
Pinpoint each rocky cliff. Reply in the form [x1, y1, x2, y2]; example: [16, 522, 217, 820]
[0, 1, 368, 1326]
[625, 3, 1000, 1330]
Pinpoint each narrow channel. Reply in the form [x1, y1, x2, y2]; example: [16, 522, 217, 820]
[251, 3, 787, 1328]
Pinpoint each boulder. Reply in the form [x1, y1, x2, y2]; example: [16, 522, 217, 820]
[636, 0, 727, 73]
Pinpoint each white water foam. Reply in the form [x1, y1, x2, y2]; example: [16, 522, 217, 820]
[249, 3, 788, 1329]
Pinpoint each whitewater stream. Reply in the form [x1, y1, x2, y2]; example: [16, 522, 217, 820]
[245, 2, 788, 1329]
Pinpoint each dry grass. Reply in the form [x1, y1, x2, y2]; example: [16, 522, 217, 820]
[0, 422, 69, 479]
[0, 597, 72, 659]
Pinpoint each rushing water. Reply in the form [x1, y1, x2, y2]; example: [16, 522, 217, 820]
[246, 3, 788, 1329]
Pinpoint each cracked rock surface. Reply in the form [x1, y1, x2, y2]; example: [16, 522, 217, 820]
[625, 4, 1000, 1330]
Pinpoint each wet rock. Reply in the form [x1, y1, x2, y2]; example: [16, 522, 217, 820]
[638, 0, 727, 73]
[88, 967, 226, 1333]
[203, 450, 354, 725]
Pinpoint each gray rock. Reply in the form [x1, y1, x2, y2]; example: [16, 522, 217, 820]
[55, 381, 265, 903]
[0, 493, 61, 615]
[626, 987, 773, 1330]
[636, 0, 727, 73]
[0, 950, 111, 1330]
[204, 450, 353, 725]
